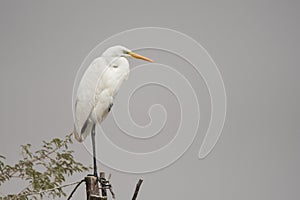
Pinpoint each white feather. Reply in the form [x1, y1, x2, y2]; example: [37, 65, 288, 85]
[73, 46, 130, 142]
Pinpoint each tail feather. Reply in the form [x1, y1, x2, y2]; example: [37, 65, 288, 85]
[72, 120, 93, 143]
[73, 125, 83, 142]
[81, 120, 93, 141]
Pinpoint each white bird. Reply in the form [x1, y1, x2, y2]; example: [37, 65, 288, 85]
[72, 45, 153, 176]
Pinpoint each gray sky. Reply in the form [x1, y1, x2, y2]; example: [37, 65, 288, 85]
[0, 1, 299, 199]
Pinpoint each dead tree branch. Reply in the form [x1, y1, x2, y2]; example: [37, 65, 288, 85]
[132, 179, 143, 200]
[67, 179, 85, 200]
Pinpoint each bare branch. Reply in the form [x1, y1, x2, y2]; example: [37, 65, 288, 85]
[67, 179, 85, 200]
[132, 179, 143, 200]
[15, 181, 81, 198]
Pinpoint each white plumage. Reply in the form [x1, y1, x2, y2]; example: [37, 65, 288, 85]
[73, 45, 152, 142]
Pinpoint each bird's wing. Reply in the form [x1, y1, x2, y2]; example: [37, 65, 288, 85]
[73, 99, 94, 142]
[73, 57, 108, 142]
[73, 57, 130, 142]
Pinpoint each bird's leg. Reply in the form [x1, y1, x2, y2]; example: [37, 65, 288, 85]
[91, 124, 98, 178]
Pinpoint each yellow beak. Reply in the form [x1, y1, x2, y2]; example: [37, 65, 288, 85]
[129, 52, 153, 62]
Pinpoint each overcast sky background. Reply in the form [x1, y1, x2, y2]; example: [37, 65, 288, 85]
[0, 1, 299, 199]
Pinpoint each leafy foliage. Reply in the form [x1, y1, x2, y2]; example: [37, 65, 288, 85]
[0, 134, 89, 199]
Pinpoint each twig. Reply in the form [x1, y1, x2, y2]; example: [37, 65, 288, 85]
[67, 179, 85, 200]
[17, 183, 32, 196]
[7, 144, 60, 177]
[132, 179, 143, 200]
[109, 186, 116, 199]
[16, 180, 81, 198]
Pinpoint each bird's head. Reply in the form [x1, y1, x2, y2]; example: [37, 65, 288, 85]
[102, 45, 153, 62]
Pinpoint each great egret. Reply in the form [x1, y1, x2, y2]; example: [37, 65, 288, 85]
[73, 45, 153, 176]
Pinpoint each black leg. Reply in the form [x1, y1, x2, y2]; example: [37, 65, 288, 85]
[91, 124, 97, 177]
